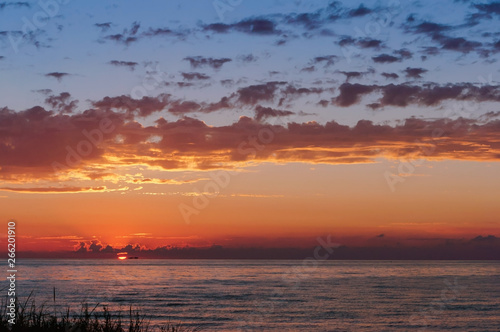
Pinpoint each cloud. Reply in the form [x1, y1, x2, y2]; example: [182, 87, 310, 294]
[44, 92, 78, 113]
[108, 60, 138, 70]
[142, 27, 187, 39]
[28, 234, 500, 259]
[254, 105, 294, 121]
[339, 37, 384, 49]
[404, 67, 428, 79]
[473, 2, 500, 17]
[183, 56, 232, 69]
[334, 83, 376, 106]
[237, 54, 258, 63]
[203, 18, 280, 35]
[381, 72, 399, 80]
[405, 18, 483, 54]
[104, 21, 141, 45]
[94, 22, 112, 32]
[2, 83, 500, 182]
[0, 186, 106, 193]
[45, 72, 70, 81]
[92, 94, 170, 117]
[437, 36, 482, 53]
[372, 54, 400, 63]
[372, 48, 412, 63]
[409, 21, 452, 36]
[338, 69, 374, 82]
[347, 4, 372, 17]
[311, 55, 337, 67]
[168, 101, 201, 114]
[285, 12, 323, 30]
[0, 2, 29, 10]
[131, 177, 207, 185]
[181, 72, 210, 80]
[237, 81, 285, 105]
[334, 83, 500, 107]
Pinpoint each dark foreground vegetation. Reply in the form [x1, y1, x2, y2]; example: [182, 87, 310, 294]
[1, 293, 196, 332]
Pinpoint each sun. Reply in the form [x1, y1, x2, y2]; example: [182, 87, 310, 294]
[118, 256, 127, 260]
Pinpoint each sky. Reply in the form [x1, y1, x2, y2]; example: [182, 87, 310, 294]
[0, 0, 499, 257]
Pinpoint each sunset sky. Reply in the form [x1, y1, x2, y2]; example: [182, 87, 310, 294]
[0, 0, 499, 254]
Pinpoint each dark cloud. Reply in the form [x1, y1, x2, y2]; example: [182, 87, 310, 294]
[142, 27, 187, 39]
[474, 2, 500, 16]
[204, 18, 280, 35]
[348, 4, 372, 17]
[378, 84, 428, 107]
[404, 67, 428, 79]
[104, 21, 140, 45]
[2, 101, 500, 180]
[405, 19, 483, 54]
[311, 55, 337, 67]
[45, 72, 70, 81]
[237, 81, 285, 105]
[381, 72, 399, 80]
[318, 99, 329, 107]
[0, 2, 29, 9]
[168, 101, 201, 114]
[108, 60, 138, 70]
[301, 66, 315, 72]
[92, 94, 170, 118]
[437, 36, 482, 53]
[23, 234, 500, 259]
[339, 36, 384, 49]
[373, 49, 412, 63]
[394, 48, 413, 59]
[220, 79, 234, 87]
[408, 21, 452, 36]
[334, 83, 500, 107]
[94, 22, 112, 32]
[335, 83, 376, 106]
[237, 54, 258, 63]
[357, 38, 384, 49]
[181, 72, 210, 80]
[338, 71, 365, 81]
[0, 106, 125, 180]
[254, 105, 294, 121]
[0, 186, 105, 193]
[281, 85, 324, 96]
[367, 103, 382, 110]
[372, 54, 400, 63]
[175, 82, 194, 88]
[285, 12, 323, 30]
[200, 96, 232, 113]
[44, 92, 78, 114]
[183, 56, 232, 69]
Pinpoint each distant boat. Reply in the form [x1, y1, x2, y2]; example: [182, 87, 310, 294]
[128, 257, 139, 259]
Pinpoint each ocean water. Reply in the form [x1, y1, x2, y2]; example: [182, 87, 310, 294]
[13, 260, 500, 331]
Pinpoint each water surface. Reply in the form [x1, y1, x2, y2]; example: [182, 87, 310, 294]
[16, 260, 500, 331]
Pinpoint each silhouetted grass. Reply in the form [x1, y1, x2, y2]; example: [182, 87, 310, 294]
[0, 292, 197, 332]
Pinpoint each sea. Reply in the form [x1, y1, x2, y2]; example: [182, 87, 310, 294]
[12, 260, 500, 331]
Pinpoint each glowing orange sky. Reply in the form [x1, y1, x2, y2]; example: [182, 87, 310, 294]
[2, 160, 499, 252]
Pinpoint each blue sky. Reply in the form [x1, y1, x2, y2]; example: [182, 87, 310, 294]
[0, 0, 498, 127]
